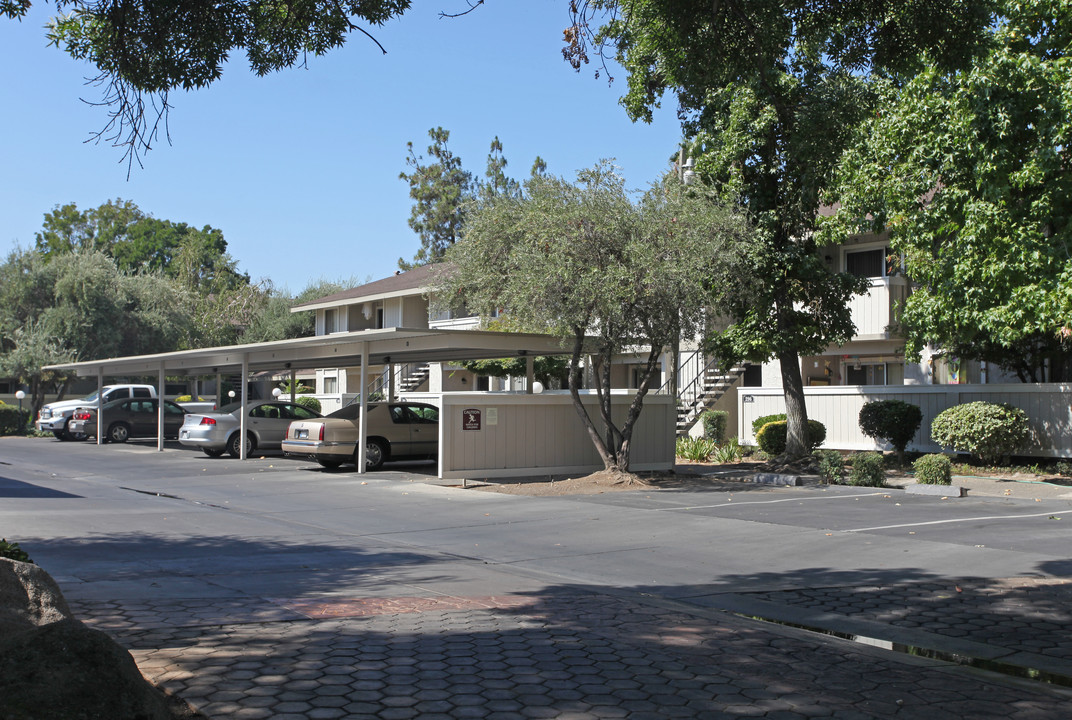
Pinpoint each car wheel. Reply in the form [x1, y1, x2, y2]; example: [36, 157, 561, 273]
[53, 430, 67, 441]
[227, 431, 256, 458]
[202, 447, 225, 458]
[358, 439, 387, 471]
[107, 422, 131, 443]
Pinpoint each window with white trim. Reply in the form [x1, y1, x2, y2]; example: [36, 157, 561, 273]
[845, 247, 895, 279]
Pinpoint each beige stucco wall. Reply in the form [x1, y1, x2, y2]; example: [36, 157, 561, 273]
[439, 392, 676, 479]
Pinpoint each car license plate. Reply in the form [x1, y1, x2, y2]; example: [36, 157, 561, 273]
[297, 429, 308, 439]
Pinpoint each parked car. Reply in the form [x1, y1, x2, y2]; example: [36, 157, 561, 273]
[282, 401, 439, 471]
[35, 384, 156, 440]
[68, 398, 189, 442]
[179, 400, 323, 458]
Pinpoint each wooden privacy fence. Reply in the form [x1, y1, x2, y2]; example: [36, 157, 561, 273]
[738, 383, 1072, 458]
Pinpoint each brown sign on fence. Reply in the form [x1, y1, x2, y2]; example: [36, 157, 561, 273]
[462, 408, 481, 431]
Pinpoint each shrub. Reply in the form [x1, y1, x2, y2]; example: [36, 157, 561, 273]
[813, 449, 844, 484]
[0, 538, 32, 563]
[701, 410, 728, 443]
[174, 394, 205, 403]
[296, 395, 322, 414]
[755, 419, 827, 455]
[676, 436, 716, 461]
[1056, 461, 1072, 477]
[930, 402, 1031, 464]
[752, 413, 787, 436]
[858, 400, 923, 461]
[849, 452, 886, 486]
[0, 405, 29, 436]
[913, 454, 952, 485]
[711, 437, 745, 463]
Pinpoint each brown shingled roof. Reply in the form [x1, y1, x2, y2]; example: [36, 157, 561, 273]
[291, 263, 443, 309]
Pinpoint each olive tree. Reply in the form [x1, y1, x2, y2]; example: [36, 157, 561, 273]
[438, 162, 755, 474]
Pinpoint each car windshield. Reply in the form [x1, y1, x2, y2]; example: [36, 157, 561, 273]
[81, 391, 100, 402]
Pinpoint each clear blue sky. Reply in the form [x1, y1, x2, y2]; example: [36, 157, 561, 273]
[0, 2, 684, 294]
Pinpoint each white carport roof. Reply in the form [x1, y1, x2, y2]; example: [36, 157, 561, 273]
[43, 327, 584, 468]
[44, 327, 578, 378]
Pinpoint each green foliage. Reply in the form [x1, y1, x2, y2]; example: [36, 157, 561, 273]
[1056, 461, 1072, 477]
[755, 420, 827, 456]
[930, 402, 1032, 464]
[173, 395, 204, 403]
[441, 162, 753, 472]
[564, 0, 993, 455]
[827, 0, 1072, 381]
[460, 355, 570, 387]
[710, 437, 745, 464]
[0, 538, 32, 563]
[913, 454, 953, 485]
[849, 452, 886, 487]
[701, 410, 728, 443]
[33, 0, 414, 165]
[813, 449, 844, 484]
[676, 436, 717, 462]
[295, 395, 322, 414]
[0, 405, 29, 435]
[751, 414, 786, 436]
[858, 400, 924, 456]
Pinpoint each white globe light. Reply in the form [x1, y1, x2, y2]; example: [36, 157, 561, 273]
[532, 381, 544, 394]
[228, 390, 236, 398]
[15, 390, 26, 400]
[272, 387, 282, 398]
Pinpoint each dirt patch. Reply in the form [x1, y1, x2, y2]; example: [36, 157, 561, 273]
[474, 464, 772, 496]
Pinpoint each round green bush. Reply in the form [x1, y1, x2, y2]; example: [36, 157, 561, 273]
[752, 413, 787, 436]
[858, 400, 923, 456]
[755, 419, 827, 455]
[930, 402, 1031, 464]
[849, 451, 886, 487]
[295, 395, 322, 414]
[913, 454, 952, 485]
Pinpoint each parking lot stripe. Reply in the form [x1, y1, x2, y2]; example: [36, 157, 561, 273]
[845, 510, 1063, 533]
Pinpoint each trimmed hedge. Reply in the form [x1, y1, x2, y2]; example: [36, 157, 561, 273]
[296, 395, 322, 414]
[752, 413, 787, 436]
[0, 405, 29, 436]
[755, 419, 827, 455]
[849, 452, 886, 487]
[930, 402, 1031, 464]
[701, 410, 728, 443]
[913, 454, 952, 485]
[859, 400, 923, 456]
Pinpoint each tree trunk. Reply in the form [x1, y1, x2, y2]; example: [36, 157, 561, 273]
[567, 335, 619, 471]
[779, 348, 809, 458]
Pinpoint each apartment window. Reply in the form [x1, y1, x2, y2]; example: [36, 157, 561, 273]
[845, 363, 887, 386]
[846, 247, 894, 279]
[323, 376, 338, 394]
[324, 308, 338, 334]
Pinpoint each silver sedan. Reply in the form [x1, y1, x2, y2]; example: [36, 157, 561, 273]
[179, 400, 322, 458]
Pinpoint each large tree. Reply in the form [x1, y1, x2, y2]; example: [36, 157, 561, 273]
[566, 0, 993, 456]
[439, 162, 754, 474]
[0, 248, 193, 417]
[399, 129, 544, 268]
[3, 0, 414, 166]
[827, 0, 1072, 381]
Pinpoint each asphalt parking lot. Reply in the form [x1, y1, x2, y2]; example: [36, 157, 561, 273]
[4, 435, 1072, 718]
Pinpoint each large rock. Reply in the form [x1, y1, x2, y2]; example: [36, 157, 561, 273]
[0, 558, 201, 720]
[0, 556, 72, 636]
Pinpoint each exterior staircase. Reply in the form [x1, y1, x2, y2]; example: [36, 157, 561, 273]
[666, 351, 746, 437]
[366, 362, 431, 399]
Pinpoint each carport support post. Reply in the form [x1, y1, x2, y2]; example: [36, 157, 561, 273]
[358, 342, 368, 474]
[157, 364, 166, 451]
[525, 356, 535, 394]
[289, 369, 296, 402]
[240, 354, 249, 460]
[215, 372, 222, 409]
[96, 369, 104, 445]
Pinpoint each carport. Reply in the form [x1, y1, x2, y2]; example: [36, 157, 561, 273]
[44, 327, 591, 474]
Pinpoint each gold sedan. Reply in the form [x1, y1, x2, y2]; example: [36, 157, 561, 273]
[282, 402, 438, 471]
